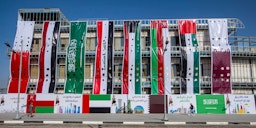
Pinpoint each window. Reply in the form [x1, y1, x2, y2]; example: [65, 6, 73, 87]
[114, 37, 124, 51]
[86, 37, 96, 51]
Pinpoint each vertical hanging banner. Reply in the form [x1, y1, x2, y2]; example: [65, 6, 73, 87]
[178, 20, 200, 94]
[93, 21, 113, 94]
[208, 19, 231, 94]
[150, 20, 171, 95]
[65, 22, 87, 94]
[122, 21, 142, 94]
[37, 22, 60, 93]
[8, 21, 35, 93]
[49, 22, 60, 93]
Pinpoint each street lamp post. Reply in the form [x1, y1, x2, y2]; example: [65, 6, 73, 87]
[162, 39, 169, 121]
[5, 41, 22, 120]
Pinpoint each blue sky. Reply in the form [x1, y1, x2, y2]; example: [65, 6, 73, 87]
[0, 0, 255, 88]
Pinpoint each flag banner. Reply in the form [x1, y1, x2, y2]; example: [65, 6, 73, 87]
[168, 95, 196, 114]
[122, 21, 142, 94]
[37, 22, 59, 93]
[89, 94, 111, 113]
[178, 20, 200, 94]
[150, 20, 171, 95]
[27, 94, 55, 113]
[8, 21, 35, 93]
[196, 95, 225, 114]
[49, 22, 60, 93]
[208, 19, 231, 94]
[93, 21, 113, 94]
[65, 22, 87, 94]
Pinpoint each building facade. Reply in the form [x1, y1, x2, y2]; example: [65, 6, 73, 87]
[6, 8, 256, 95]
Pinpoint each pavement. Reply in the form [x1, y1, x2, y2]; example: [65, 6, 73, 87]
[0, 113, 255, 126]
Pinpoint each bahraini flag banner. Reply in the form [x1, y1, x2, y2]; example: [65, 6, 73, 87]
[8, 21, 35, 93]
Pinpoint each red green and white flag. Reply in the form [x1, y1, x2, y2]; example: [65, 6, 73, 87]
[8, 21, 35, 93]
[122, 21, 142, 94]
[150, 20, 171, 95]
[93, 21, 114, 94]
[178, 20, 200, 94]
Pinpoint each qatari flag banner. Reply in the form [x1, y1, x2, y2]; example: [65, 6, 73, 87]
[8, 21, 35, 93]
[178, 20, 200, 94]
[150, 20, 171, 95]
[122, 21, 141, 94]
[65, 22, 87, 94]
[208, 19, 231, 94]
[37, 22, 60, 93]
[93, 21, 114, 94]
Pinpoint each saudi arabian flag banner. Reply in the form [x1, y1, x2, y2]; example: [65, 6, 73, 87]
[150, 20, 171, 95]
[122, 21, 141, 94]
[178, 20, 200, 94]
[65, 22, 87, 94]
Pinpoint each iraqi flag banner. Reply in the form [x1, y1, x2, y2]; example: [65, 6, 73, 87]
[122, 21, 142, 94]
[8, 21, 35, 93]
[37, 22, 60, 93]
[93, 21, 114, 94]
[150, 20, 171, 95]
[178, 20, 200, 94]
[65, 22, 87, 94]
[208, 19, 231, 94]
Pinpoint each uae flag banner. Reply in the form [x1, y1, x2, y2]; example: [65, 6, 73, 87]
[178, 20, 200, 94]
[93, 21, 114, 94]
[65, 22, 87, 94]
[150, 20, 171, 95]
[208, 19, 231, 94]
[37, 22, 60, 93]
[8, 21, 35, 93]
[122, 21, 142, 94]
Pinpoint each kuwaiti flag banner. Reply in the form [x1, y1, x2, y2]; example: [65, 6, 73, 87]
[8, 21, 35, 93]
[150, 20, 171, 95]
[178, 20, 200, 94]
[208, 19, 231, 94]
[122, 21, 142, 94]
[65, 22, 87, 94]
[93, 21, 114, 94]
[37, 22, 60, 93]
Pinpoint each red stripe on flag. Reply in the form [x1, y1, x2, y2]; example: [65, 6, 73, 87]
[20, 51, 30, 93]
[122, 22, 129, 94]
[94, 21, 102, 94]
[37, 22, 49, 93]
[157, 21, 164, 95]
[8, 52, 20, 93]
[35, 101, 54, 106]
[82, 94, 89, 113]
[178, 20, 196, 34]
